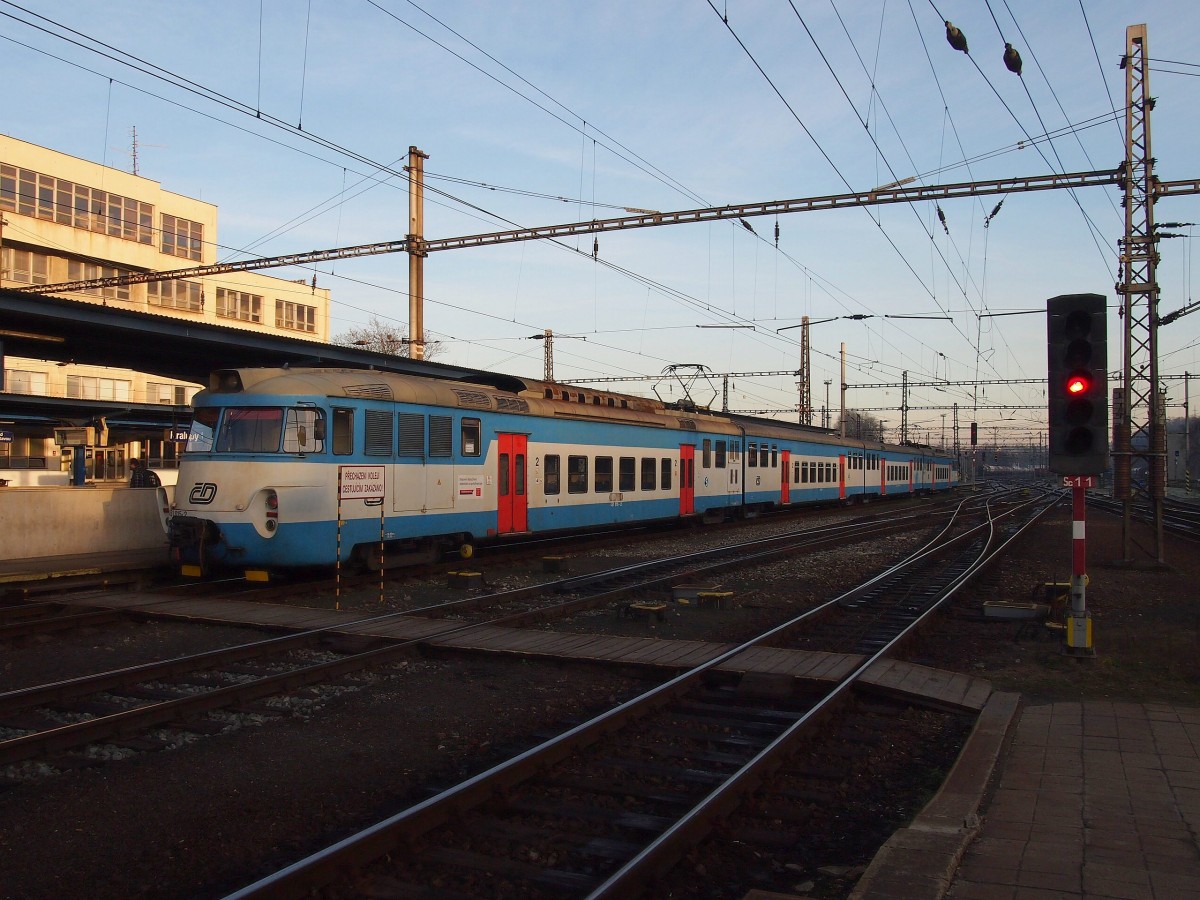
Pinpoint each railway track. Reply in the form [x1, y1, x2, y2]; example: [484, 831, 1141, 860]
[0, 498, 975, 782]
[1087, 493, 1200, 541]
[223, 490, 1055, 899]
[0, 495, 959, 644]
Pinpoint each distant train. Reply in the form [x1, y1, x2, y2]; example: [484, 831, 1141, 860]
[166, 367, 958, 576]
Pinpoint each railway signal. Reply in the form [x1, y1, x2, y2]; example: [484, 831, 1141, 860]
[1046, 293, 1108, 476]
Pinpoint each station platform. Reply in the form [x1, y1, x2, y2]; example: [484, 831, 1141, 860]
[0, 548, 168, 582]
[852, 699, 1200, 900]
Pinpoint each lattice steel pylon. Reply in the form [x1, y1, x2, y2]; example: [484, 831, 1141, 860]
[797, 316, 813, 425]
[1115, 24, 1165, 563]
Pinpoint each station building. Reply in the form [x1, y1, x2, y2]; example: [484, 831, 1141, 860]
[0, 133, 332, 486]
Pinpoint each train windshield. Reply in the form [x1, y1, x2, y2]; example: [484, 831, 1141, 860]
[189, 406, 326, 454]
[216, 408, 284, 452]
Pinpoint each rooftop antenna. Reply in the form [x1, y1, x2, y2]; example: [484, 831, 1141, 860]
[126, 126, 165, 176]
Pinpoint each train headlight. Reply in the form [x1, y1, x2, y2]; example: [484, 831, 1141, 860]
[265, 490, 278, 517]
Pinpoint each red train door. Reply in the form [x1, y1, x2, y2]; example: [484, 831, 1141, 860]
[880, 457, 887, 496]
[679, 444, 695, 515]
[497, 434, 528, 533]
[780, 450, 791, 504]
[838, 454, 846, 501]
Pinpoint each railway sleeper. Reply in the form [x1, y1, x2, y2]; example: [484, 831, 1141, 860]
[505, 795, 675, 833]
[668, 709, 800, 735]
[599, 755, 726, 786]
[464, 818, 643, 863]
[674, 698, 807, 724]
[544, 774, 700, 811]
[416, 845, 602, 893]
[623, 724, 772, 754]
[637, 742, 757, 769]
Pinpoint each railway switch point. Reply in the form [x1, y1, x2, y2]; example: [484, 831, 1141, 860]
[446, 571, 483, 588]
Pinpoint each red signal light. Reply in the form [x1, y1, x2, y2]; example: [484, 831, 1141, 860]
[1066, 374, 1090, 395]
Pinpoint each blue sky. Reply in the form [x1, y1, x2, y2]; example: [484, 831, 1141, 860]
[2, 1, 1199, 445]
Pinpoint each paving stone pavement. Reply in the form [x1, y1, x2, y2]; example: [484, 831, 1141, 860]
[947, 701, 1200, 900]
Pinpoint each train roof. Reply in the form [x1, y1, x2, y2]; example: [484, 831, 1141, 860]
[203, 367, 952, 459]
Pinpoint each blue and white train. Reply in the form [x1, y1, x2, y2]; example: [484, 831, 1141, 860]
[166, 367, 958, 576]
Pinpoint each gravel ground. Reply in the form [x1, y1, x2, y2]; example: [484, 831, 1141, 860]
[1, 492, 1194, 899]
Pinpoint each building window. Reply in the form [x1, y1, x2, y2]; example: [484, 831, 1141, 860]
[4, 369, 47, 394]
[161, 213, 203, 260]
[1, 247, 50, 285]
[146, 382, 193, 404]
[66, 375, 131, 401]
[215, 287, 263, 323]
[275, 299, 317, 333]
[1, 163, 155, 244]
[67, 259, 132, 301]
[148, 279, 204, 312]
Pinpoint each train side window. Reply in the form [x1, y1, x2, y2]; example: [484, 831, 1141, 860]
[641, 457, 656, 491]
[429, 415, 452, 457]
[619, 457, 635, 491]
[660, 457, 672, 491]
[283, 408, 325, 453]
[771, 446, 778, 468]
[544, 454, 561, 495]
[595, 456, 613, 493]
[498, 453, 510, 496]
[715, 441, 726, 469]
[567, 455, 587, 493]
[460, 418, 481, 457]
[398, 413, 424, 457]
[332, 408, 353, 455]
[747, 442, 757, 467]
[364, 410, 393, 456]
[759, 446, 769, 468]
[702, 439, 712, 468]
[793, 461, 799, 483]
[515, 454, 526, 496]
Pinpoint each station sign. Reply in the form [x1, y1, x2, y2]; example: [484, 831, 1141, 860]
[164, 426, 191, 442]
[1062, 475, 1096, 488]
[0, 429, 13, 444]
[53, 426, 96, 446]
[339, 465, 386, 498]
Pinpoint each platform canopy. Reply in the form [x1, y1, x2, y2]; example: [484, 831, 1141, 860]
[0, 288, 524, 391]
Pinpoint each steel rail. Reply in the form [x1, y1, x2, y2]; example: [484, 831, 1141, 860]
[586, 492, 1055, 897]
[0, 507, 950, 766]
[224, 494, 1046, 899]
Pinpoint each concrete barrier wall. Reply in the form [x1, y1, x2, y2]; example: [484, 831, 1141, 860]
[0, 485, 174, 560]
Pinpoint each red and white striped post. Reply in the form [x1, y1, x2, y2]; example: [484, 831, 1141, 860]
[1064, 477, 1095, 655]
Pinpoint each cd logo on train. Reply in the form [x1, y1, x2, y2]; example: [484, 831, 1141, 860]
[189, 482, 217, 504]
